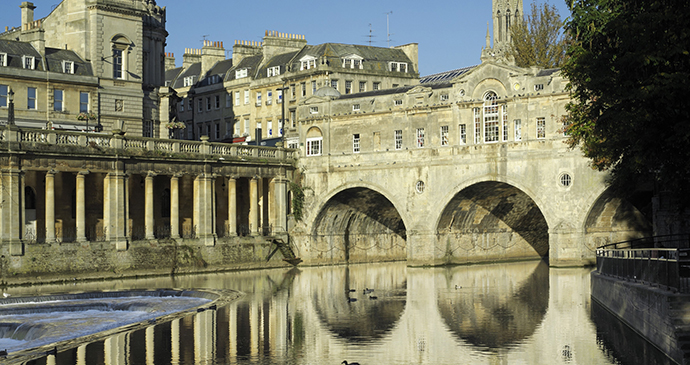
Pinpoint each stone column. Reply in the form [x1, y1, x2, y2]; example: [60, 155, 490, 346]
[171, 319, 181, 364]
[145, 326, 154, 365]
[250, 176, 259, 236]
[145, 172, 156, 240]
[1, 163, 24, 255]
[273, 175, 288, 234]
[104, 169, 129, 250]
[170, 174, 180, 239]
[45, 170, 56, 243]
[194, 172, 216, 246]
[227, 177, 237, 236]
[76, 171, 88, 242]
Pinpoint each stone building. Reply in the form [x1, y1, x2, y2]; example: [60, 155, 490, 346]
[0, 0, 172, 137]
[165, 31, 420, 145]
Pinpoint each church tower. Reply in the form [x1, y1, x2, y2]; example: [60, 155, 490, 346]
[481, 0, 523, 64]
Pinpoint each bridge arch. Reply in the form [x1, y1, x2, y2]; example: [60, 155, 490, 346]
[305, 183, 409, 263]
[434, 177, 551, 264]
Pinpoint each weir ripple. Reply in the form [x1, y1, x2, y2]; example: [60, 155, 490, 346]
[0, 261, 671, 364]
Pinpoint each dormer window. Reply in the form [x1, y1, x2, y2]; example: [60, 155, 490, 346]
[342, 54, 364, 69]
[389, 62, 408, 72]
[267, 66, 281, 77]
[0, 53, 7, 67]
[183, 76, 195, 87]
[62, 60, 74, 74]
[23, 55, 35, 70]
[309, 106, 319, 114]
[300, 56, 317, 70]
[236, 68, 248, 79]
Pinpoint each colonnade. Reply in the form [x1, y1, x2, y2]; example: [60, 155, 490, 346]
[0, 164, 290, 254]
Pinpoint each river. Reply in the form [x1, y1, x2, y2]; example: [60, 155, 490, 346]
[3, 260, 672, 364]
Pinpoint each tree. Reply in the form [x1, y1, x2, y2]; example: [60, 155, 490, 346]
[562, 0, 690, 205]
[509, 2, 568, 68]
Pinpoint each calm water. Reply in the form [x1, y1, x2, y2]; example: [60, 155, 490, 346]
[6, 261, 673, 365]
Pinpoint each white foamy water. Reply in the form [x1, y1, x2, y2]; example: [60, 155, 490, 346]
[0, 295, 211, 353]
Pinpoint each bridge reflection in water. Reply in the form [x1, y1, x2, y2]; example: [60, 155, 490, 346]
[14, 262, 635, 365]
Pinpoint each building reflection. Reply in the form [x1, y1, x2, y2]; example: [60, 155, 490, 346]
[20, 262, 632, 365]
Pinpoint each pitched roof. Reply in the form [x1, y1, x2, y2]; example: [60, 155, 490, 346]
[254, 51, 299, 80]
[172, 63, 201, 89]
[44, 48, 93, 76]
[0, 39, 44, 71]
[420, 66, 476, 84]
[290, 43, 415, 73]
[225, 54, 262, 81]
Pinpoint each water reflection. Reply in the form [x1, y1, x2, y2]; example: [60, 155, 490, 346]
[6, 261, 657, 364]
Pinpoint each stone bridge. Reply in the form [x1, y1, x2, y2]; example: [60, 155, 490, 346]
[289, 63, 652, 267]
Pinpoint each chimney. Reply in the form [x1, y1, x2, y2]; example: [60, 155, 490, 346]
[261, 31, 307, 61]
[232, 40, 263, 65]
[201, 40, 225, 77]
[20, 2, 36, 26]
[164, 52, 176, 71]
[393, 43, 419, 74]
[183, 48, 201, 69]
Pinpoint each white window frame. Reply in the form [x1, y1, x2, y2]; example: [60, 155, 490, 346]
[502, 105, 508, 142]
[267, 66, 280, 77]
[0, 53, 6, 67]
[345, 80, 352, 94]
[359, 81, 366, 93]
[256, 92, 262, 106]
[331, 80, 338, 90]
[244, 89, 249, 104]
[267, 91, 272, 105]
[27, 87, 37, 110]
[534, 84, 544, 92]
[183, 76, 195, 87]
[353, 133, 360, 153]
[394, 130, 403, 150]
[277, 89, 282, 104]
[483, 92, 500, 143]
[373, 82, 380, 91]
[62, 60, 74, 74]
[440, 125, 449, 146]
[267, 120, 273, 137]
[440, 94, 449, 101]
[394, 99, 403, 106]
[537, 117, 546, 139]
[244, 118, 250, 135]
[234, 91, 240, 106]
[514, 119, 522, 141]
[459, 124, 467, 144]
[352, 104, 360, 112]
[53, 89, 64, 112]
[312, 81, 317, 95]
[236, 68, 248, 79]
[112, 49, 123, 79]
[473, 107, 481, 144]
[23, 55, 35, 70]
[416, 128, 425, 148]
[342, 54, 364, 69]
[389, 62, 408, 72]
[300, 56, 317, 70]
[306, 137, 323, 156]
[79, 92, 89, 113]
[309, 106, 318, 114]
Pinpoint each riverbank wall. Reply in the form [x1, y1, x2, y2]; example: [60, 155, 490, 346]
[591, 272, 690, 364]
[0, 235, 293, 287]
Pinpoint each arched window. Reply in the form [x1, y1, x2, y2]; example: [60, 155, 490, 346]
[111, 35, 131, 80]
[483, 91, 500, 142]
[306, 127, 323, 156]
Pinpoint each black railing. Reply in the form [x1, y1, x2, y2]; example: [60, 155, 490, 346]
[596, 235, 690, 293]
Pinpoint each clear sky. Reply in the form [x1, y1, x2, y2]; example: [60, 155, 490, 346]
[0, 0, 570, 76]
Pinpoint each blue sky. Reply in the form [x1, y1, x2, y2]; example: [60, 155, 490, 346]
[1, 0, 570, 75]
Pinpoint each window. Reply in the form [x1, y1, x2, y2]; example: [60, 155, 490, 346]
[278, 119, 283, 136]
[267, 91, 272, 105]
[80, 92, 89, 113]
[53, 89, 63, 111]
[562, 117, 570, 136]
[309, 106, 318, 114]
[290, 110, 296, 128]
[416, 128, 425, 148]
[0, 85, 7, 108]
[345, 81, 352, 94]
[352, 104, 360, 111]
[277, 89, 282, 104]
[342, 56, 364, 69]
[441, 125, 449, 146]
[394, 99, 403, 106]
[62, 61, 74, 74]
[287, 138, 299, 149]
[214, 95, 220, 109]
[234, 91, 240, 106]
[244, 118, 250, 135]
[331, 80, 338, 90]
[312, 81, 317, 95]
[180, 98, 186, 112]
[27, 87, 36, 110]
[206, 97, 212, 111]
[474, 107, 481, 144]
[0, 53, 6, 67]
[290, 84, 296, 98]
[198, 99, 203, 113]
[502, 105, 508, 141]
[534, 84, 544, 91]
[483, 92, 500, 143]
[267, 66, 280, 77]
[459, 124, 467, 144]
[112, 49, 123, 79]
[440, 94, 449, 101]
[236, 69, 248, 79]
[256, 92, 262, 106]
[187, 98, 192, 111]
[537, 117, 546, 139]
[353, 134, 360, 153]
[300, 56, 316, 70]
[394, 130, 403, 150]
[244, 90, 249, 104]
[301, 82, 306, 97]
[23, 55, 35, 70]
[306, 137, 322, 156]
[143, 121, 153, 137]
[225, 94, 231, 108]
[373, 82, 380, 91]
[215, 123, 220, 139]
[514, 119, 522, 141]
[389, 62, 408, 72]
[267, 120, 273, 137]
[359, 81, 366, 93]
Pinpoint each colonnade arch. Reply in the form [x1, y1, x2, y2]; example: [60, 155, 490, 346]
[436, 181, 549, 263]
[309, 186, 407, 263]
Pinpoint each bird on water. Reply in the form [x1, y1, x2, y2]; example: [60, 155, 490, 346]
[342, 361, 360, 365]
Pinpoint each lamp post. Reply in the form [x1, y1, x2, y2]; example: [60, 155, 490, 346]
[7, 87, 15, 126]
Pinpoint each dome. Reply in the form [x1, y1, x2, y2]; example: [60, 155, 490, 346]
[314, 86, 341, 99]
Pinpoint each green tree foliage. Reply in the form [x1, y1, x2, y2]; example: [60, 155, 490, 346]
[562, 0, 690, 201]
[509, 2, 568, 68]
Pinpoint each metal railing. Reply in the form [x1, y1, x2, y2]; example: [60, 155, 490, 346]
[596, 235, 690, 293]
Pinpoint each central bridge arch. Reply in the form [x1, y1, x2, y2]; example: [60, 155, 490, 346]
[307, 185, 408, 263]
[435, 180, 550, 264]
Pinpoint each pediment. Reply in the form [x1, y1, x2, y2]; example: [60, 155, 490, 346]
[406, 85, 433, 95]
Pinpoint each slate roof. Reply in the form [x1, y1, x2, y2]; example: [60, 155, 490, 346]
[290, 43, 415, 73]
[537, 68, 560, 77]
[165, 67, 183, 86]
[254, 51, 299, 80]
[0, 39, 44, 71]
[337, 82, 451, 100]
[225, 54, 262, 81]
[420, 66, 476, 84]
[44, 48, 93, 76]
[172, 63, 201, 89]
